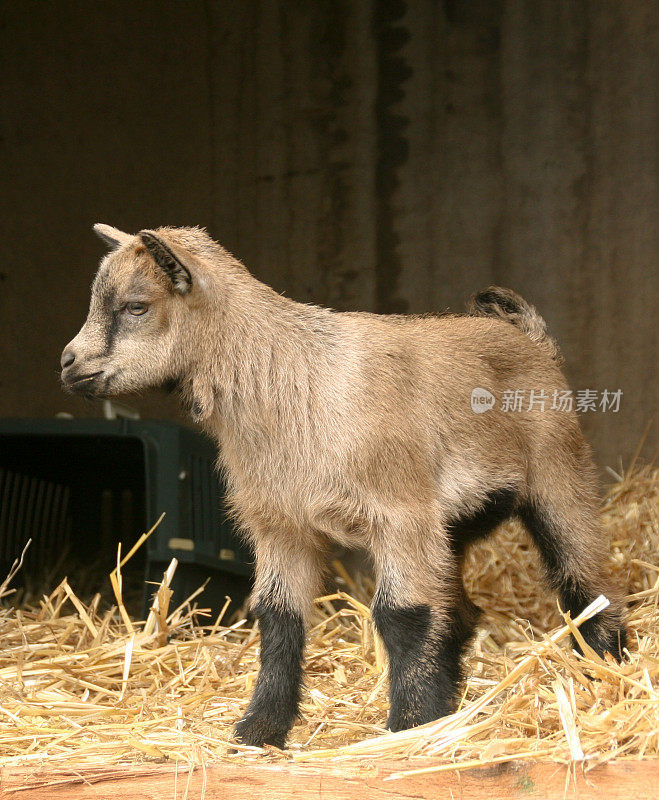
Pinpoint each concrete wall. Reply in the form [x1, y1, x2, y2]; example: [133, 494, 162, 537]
[0, 0, 656, 470]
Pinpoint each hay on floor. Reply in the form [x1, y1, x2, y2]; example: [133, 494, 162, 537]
[0, 466, 656, 774]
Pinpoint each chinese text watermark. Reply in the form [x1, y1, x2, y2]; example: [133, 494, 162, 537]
[470, 388, 622, 414]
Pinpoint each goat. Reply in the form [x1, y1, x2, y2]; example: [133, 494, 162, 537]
[61, 224, 627, 748]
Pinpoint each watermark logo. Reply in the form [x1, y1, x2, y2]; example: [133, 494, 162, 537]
[471, 387, 496, 413]
[470, 388, 622, 413]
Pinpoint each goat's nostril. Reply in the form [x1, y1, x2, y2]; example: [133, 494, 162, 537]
[61, 349, 76, 370]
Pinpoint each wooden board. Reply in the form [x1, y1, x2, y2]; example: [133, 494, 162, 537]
[1, 758, 657, 800]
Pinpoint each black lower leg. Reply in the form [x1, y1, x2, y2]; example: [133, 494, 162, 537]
[520, 502, 627, 659]
[372, 594, 479, 731]
[560, 583, 627, 660]
[234, 601, 305, 748]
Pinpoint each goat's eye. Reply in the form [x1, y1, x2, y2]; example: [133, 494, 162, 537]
[126, 302, 148, 316]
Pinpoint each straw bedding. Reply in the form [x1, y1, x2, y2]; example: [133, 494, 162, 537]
[0, 465, 656, 775]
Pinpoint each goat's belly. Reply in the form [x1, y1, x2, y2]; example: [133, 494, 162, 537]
[230, 473, 375, 547]
[308, 508, 373, 548]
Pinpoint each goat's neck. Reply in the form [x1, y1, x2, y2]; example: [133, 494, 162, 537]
[190, 276, 329, 442]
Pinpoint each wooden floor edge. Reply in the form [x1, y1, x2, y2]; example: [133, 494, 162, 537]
[1, 757, 658, 799]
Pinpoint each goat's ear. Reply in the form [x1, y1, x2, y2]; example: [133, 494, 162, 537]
[93, 223, 133, 250]
[138, 231, 192, 295]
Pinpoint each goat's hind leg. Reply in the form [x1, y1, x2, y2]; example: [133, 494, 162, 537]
[371, 545, 479, 731]
[520, 464, 627, 660]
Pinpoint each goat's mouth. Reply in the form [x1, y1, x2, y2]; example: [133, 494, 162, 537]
[61, 370, 105, 396]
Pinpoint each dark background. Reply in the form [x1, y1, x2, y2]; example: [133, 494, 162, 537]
[0, 0, 656, 471]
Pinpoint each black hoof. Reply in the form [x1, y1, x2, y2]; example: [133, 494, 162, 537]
[577, 619, 628, 661]
[234, 714, 290, 749]
[387, 698, 453, 732]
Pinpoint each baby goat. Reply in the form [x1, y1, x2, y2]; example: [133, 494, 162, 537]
[61, 224, 626, 748]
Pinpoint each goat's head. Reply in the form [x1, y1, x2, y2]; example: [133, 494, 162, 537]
[61, 224, 208, 406]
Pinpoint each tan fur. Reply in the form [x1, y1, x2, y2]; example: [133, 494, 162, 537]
[62, 225, 624, 642]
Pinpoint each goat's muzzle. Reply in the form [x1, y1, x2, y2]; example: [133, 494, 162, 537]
[60, 366, 106, 396]
[60, 347, 107, 396]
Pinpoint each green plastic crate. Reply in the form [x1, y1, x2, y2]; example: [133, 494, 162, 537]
[0, 418, 252, 618]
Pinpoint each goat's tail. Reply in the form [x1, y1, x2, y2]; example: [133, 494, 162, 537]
[468, 286, 563, 363]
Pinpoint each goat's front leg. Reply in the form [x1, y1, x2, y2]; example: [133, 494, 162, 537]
[371, 540, 479, 731]
[234, 533, 322, 748]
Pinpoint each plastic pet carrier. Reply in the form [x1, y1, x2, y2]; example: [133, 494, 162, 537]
[0, 418, 252, 617]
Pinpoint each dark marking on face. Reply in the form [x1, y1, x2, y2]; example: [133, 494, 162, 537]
[100, 287, 120, 356]
[234, 599, 306, 748]
[126, 276, 154, 297]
